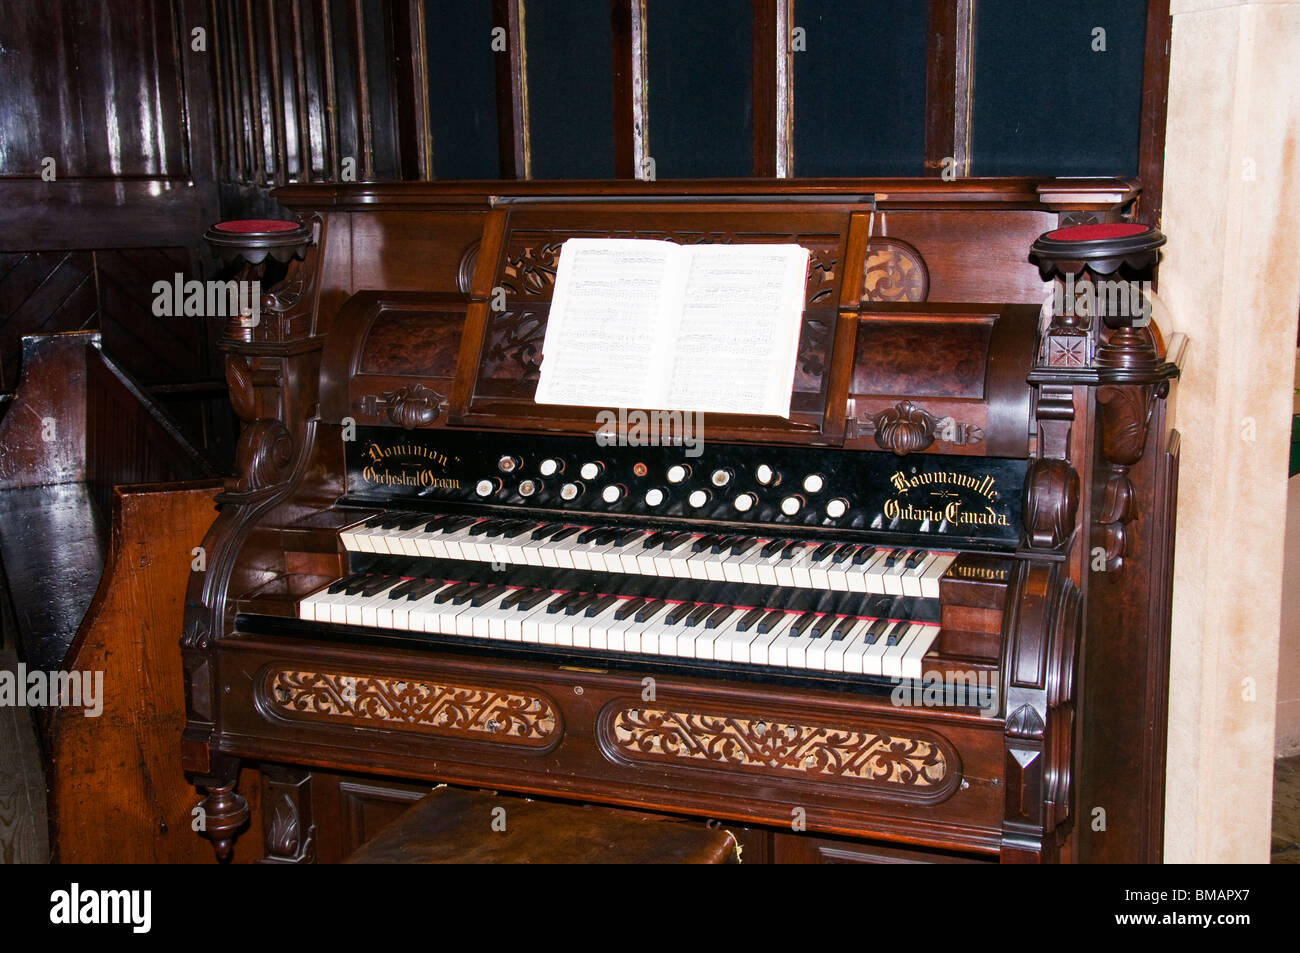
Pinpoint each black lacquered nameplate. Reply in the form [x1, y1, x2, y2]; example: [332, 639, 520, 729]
[344, 427, 1025, 545]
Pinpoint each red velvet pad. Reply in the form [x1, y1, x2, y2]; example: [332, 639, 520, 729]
[213, 219, 301, 233]
[1044, 223, 1150, 241]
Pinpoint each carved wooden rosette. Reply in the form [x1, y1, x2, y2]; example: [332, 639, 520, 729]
[378, 382, 448, 429]
[183, 214, 328, 860]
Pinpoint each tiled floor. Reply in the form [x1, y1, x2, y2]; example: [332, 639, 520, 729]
[1272, 754, 1300, 863]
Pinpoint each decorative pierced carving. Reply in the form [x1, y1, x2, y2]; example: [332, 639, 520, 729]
[378, 382, 446, 429]
[230, 419, 293, 493]
[606, 706, 952, 793]
[862, 238, 929, 303]
[480, 309, 548, 381]
[796, 315, 831, 382]
[499, 229, 838, 308]
[1023, 458, 1081, 550]
[265, 670, 560, 746]
[860, 400, 983, 455]
[500, 239, 565, 295]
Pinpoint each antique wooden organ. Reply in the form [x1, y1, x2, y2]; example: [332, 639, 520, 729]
[183, 179, 1181, 863]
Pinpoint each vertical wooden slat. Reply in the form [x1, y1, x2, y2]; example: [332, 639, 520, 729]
[289, 0, 313, 180]
[751, 0, 777, 177]
[924, 0, 973, 177]
[350, 0, 373, 180]
[266, 0, 288, 183]
[492, 0, 529, 179]
[1135, 0, 1171, 227]
[611, 0, 634, 178]
[392, 0, 432, 180]
[318, 0, 339, 179]
[775, 0, 792, 177]
[241, 0, 266, 183]
[226, 0, 247, 181]
[209, 0, 230, 181]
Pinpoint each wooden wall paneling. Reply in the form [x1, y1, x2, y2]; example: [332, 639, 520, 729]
[286, 0, 315, 181]
[493, 0, 530, 179]
[0, 252, 97, 392]
[751, 0, 779, 177]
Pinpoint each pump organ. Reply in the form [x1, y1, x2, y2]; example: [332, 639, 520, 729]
[182, 179, 1181, 863]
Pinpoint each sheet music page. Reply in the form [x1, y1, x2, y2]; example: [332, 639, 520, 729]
[534, 238, 683, 408]
[664, 243, 810, 416]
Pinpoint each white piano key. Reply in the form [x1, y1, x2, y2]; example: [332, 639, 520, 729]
[920, 552, 957, 598]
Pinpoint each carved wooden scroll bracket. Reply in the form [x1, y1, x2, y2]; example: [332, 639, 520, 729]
[859, 400, 984, 455]
[1093, 381, 1166, 571]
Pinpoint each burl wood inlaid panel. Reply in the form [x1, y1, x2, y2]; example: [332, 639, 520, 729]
[358, 309, 464, 378]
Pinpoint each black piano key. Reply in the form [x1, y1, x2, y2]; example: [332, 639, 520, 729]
[905, 550, 925, 570]
[564, 593, 597, 616]
[327, 573, 365, 594]
[643, 530, 668, 548]
[736, 607, 765, 632]
[432, 582, 472, 604]
[809, 614, 834, 638]
[812, 543, 837, 561]
[636, 599, 667, 623]
[886, 621, 908, 646]
[386, 578, 419, 600]
[852, 545, 877, 565]
[781, 540, 806, 559]
[549, 526, 582, 543]
[864, 618, 891, 644]
[616, 598, 646, 621]
[683, 603, 715, 627]
[664, 601, 696, 624]
[372, 512, 406, 530]
[546, 591, 582, 614]
[710, 536, 736, 554]
[584, 594, 619, 618]
[405, 578, 445, 600]
[343, 575, 373, 595]
[831, 616, 858, 641]
[450, 584, 482, 605]
[761, 538, 786, 558]
[756, 609, 787, 634]
[885, 547, 907, 568]
[359, 575, 398, 596]
[705, 606, 737, 630]
[516, 589, 554, 611]
[575, 527, 604, 544]
[730, 538, 757, 557]
[470, 584, 507, 608]
[500, 587, 534, 609]
[530, 522, 563, 540]
[831, 543, 856, 564]
[663, 533, 694, 551]
[692, 534, 720, 553]
[791, 611, 817, 637]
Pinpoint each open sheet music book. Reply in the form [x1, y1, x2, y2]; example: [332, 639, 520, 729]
[533, 238, 811, 417]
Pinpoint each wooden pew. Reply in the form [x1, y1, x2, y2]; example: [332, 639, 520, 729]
[0, 331, 261, 862]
